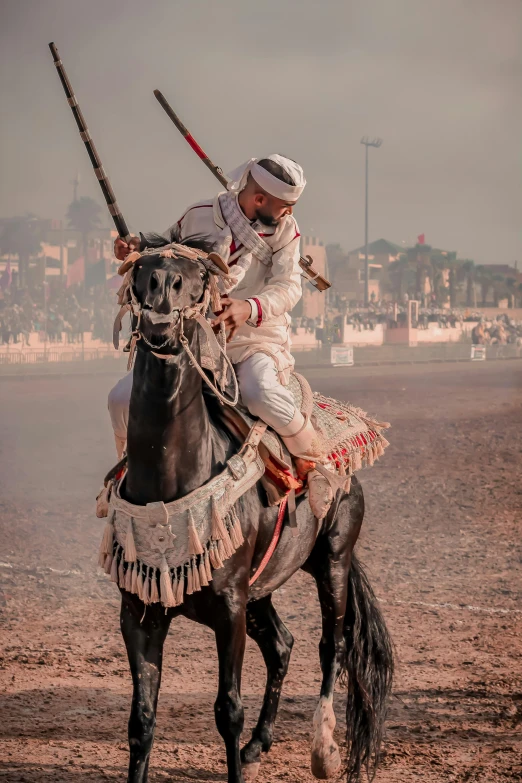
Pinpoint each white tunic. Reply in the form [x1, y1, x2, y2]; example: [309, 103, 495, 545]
[140, 194, 302, 383]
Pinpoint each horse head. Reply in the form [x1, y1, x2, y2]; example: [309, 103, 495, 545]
[130, 250, 210, 349]
[123, 245, 236, 404]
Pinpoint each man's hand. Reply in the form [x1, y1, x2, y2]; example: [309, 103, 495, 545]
[211, 297, 252, 341]
[114, 236, 140, 261]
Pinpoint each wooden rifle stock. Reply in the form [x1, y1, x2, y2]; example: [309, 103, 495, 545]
[298, 255, 330, 292]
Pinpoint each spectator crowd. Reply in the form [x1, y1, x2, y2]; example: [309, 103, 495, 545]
[2, 284, 522, 350]
[299, 302, 522, 347]
[0, 283, 116, 346]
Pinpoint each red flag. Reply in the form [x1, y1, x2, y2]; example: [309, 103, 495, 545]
[417, 234, 425, 245]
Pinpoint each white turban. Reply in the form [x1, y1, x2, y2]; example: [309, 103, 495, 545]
[226, 154, 306, 201]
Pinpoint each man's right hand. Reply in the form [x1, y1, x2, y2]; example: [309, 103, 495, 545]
[114, 236, 140, 261]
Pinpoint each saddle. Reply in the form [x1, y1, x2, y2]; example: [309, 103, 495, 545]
[100, 372, 390, 516]
[95, 372, 391, 609]
[207, 370, 390, 506]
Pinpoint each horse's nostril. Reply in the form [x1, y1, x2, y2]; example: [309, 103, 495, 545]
[172, 274, 182, 291]
[150, 274, 159, 292]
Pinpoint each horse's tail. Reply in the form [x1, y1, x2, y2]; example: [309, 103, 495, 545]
[341, 552, 394, 782]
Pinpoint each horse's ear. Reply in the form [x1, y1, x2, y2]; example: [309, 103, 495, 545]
[118, 251, 142, 276]
[207, 253, 230, 275]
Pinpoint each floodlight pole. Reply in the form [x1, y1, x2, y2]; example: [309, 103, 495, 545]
[360, 137, 382, 306]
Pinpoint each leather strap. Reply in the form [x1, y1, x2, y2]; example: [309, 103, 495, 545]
[113, 304, 131, 350]
[192, 311, 224, 366]
[247, 420, 268, 450]
[227, 420, 268, 480]
[313, 462, 352, 493]
[249, 496, 287, 587]
[127, 333, 140, 371]
[241, 421, 267, 460]
[287, 489, 298, 536]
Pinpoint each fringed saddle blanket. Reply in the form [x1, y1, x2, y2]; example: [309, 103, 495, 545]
[222, 372, 391, 498]
[98, 373, 390, 608]
[293, 372, 391, 474]
[98, 438, 264, 610]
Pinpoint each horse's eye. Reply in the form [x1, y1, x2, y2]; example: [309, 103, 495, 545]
[199, 270, 206, 279]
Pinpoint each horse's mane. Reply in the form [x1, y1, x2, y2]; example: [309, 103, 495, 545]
[181, 235, 215, 255]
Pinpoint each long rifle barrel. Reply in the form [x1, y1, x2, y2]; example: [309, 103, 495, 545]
[153, 89, 331, 292]
[154, 90, 228, 189]
[49, 42, 131, 243]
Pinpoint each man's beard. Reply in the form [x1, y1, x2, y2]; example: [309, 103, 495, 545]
[254, 208, 280, 228]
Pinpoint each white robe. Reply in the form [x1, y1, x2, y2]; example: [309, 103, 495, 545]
[140, 195, 302, 384]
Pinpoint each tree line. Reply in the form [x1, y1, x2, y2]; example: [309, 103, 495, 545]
[0, 196, 103, 287]
[326, 243, 521, 308]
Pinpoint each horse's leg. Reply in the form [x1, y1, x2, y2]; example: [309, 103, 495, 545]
[120, 593, 171, 783]
[304, 528, 354, 780]
[240, 595, 294, 780]
[213, 592, 247, 783]
[311, 548, 351, 778]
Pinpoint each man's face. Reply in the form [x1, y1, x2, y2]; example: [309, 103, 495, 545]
[253, 192, 296, 227]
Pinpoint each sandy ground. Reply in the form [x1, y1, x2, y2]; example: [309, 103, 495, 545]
[0, 360, 521, 782]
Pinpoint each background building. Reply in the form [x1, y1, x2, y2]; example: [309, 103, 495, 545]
[327, 239, 402, 305]
[292, 236, 328, 321]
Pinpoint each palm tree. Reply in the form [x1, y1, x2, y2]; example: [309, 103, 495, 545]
[429, 255, 449, 306]
[445, 256, 462, 308]
[448, 263, 458, 307]
[66, 196, 102, 262]
[414, 258, 431, 303]
[461, 260, 476, 307]
[505, 277, 517, 308]
[0, 216, 43, 287]
[388, 254, 411, 302]
[475, 266, 494, 306]
[492, 273, 509, 307]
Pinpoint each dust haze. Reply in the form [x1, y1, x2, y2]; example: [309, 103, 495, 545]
[1, 3, 522, 782]
[1, 0, 521, 263]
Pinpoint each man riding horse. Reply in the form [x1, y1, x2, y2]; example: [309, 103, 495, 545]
[110, 154, 334, 520]
[50, 44, 393, 782]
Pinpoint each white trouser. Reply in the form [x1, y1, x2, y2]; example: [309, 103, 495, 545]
[235, 353, 297, 431]
[107, 353, 302, 444]
[108, 370, 133, 443]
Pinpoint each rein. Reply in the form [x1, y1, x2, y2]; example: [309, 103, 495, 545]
[119, 255, 239, 408]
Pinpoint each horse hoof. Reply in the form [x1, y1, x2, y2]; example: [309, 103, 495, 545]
[242, 761, 261, 781]
[311, 742, 342, 780]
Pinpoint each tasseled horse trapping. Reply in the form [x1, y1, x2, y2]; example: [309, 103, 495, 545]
[98, 497, 246, 610]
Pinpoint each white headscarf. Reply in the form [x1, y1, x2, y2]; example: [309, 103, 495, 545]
[226, 154, 306, 201]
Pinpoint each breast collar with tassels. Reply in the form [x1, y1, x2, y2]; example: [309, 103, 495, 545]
[112, 246, 239, 408]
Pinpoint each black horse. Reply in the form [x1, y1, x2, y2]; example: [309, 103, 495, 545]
[117, 249, 393, 783]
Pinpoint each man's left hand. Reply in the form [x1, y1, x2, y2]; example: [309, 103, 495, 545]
[211, 297, 252, 341]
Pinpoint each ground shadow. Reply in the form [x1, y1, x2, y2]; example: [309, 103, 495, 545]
[0, 763, 227, 783]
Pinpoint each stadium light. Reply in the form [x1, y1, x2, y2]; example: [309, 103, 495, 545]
[360, 137, 383, 306]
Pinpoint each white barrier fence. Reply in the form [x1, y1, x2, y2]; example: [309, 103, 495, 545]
[1, 326, 520, 366]
[0, 331, 121, 364]
[0, 348, 121, 365]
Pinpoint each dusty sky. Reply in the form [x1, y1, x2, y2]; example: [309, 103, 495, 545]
[1, 0, 520, 264]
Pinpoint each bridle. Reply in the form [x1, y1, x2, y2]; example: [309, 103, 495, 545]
[114, 248, 239, 408]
